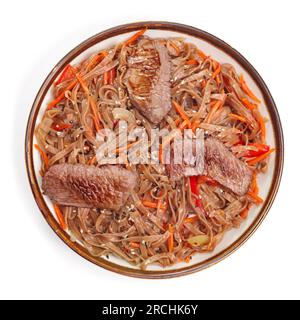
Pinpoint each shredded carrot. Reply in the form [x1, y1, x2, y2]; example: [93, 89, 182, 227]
[88, 156, 96, 165]
[228, 113, 248, 123]
[142, 200, 167, 211]
[124, 28, 147, 46]
[240, 74, 261, 103]
[216, 75, 221, 86]
[53, 204, 66, 230]
[174, 118, 181, 126]
[212, 63, 221, 79]
[178, 120, 189, 131]
[191, 119, 201, 132]
[247, 148, 275, 166]
[184, 215, 198, 224]
[34, 144, 49, 169]
[184, 255, 191, 263]
[205, 100, 223, 124]
[247, 191, 264, 204]
[129, 242, 140, 249]
[168, 224, 174, 252]
[241, 98, 258, 111]
[187, 59, 198, 65]
[250, 172, 259, 194]
[197, 49, 208, 60]
[115, 141, 138, 154]
[103, 71, 109, 85]
[172, 100, 192, 129]
[47, 78, 78, 110]
[255, 111, 266, 143]
[75, 73, 101, 132]
[86, 51, 108, 71]
[240, 207, 249, 219]
[200, 79, 207, 89]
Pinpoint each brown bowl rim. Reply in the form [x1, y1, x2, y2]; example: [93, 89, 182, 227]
[25, 21, 284, 279]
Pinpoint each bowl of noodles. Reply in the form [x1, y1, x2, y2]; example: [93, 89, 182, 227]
[25, 21, 284, 278]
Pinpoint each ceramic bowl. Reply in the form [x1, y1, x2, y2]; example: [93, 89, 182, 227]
[25, 21, 284, 278]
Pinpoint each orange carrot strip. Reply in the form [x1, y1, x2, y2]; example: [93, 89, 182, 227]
[174, 118, 181, 126]
[184, 255, 191, 263]
[115, 141, 138, 154]
[168, 224, 174, 252]
[250, 172, 259, 194]
[212, 63, 221, 79]
[228, 113, 248, 123]
[184, 215, 198, 224]
[47, 78, 78, 110]
[197, 49, 208, 60]
[200, 79, 207, 89]
[34, 144, 49, 169]
[247, 191, 264, 204]
[205, 100, 223, 124]
[255, 111, 266, 142]
[187, 59, 198, 65]
[129, 242, 140, 249]
[172, 100, 192, 129]
[86, 51, 108, 71]
[191, 119, 201, 132]
[241, 98, 258, 111]
[247, 148, 275, 166]
[124, 28, 147, 46]
[103, 71, 109, 85]
[240, 207, 249, 219]
[142, 200, 167, 210]
[88, 156, 96, 165]
[53, 204, 66, 230]
[240, 74, 261, 103]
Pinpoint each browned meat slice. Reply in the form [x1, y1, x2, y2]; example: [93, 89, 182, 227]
[204, 137, 253, 195]
[125, 39, 171, 124]
[42, 164, 137, 210]
[167, 137, 252, 196]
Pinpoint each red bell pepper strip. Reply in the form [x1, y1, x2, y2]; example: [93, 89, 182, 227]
[51, 122, 72, 131]
[244, 143, 270, 158]
[54, 64, 76, 86]
[189, 176, 208, 217]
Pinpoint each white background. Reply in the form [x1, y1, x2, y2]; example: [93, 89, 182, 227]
[1, 0, 299, 300]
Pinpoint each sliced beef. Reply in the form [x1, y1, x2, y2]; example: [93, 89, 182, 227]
[167, 137, 252, 196]
[205, 137, 253, 196]
[125, 39, 171, 124]
[42, 164, 137, 210]
[166, 133, 205, 181]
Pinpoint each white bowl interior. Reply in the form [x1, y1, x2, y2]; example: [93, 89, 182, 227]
[33, 29, 276, 271]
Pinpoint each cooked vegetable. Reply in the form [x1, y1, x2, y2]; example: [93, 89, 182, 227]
[53, 204, 66, 230]
[244, 144, 270, 158]
[187, 235, 209, 247]
[247, 148, 275, 165]
[54, 64, 75, 86]
[240, 74, 261, 103]
[172, 100, 192, 128]
[124, 28, 147, 46]
[168, 224, 174, 252]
